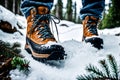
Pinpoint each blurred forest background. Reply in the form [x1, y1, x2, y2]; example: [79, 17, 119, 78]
[0, 0, 120, 29]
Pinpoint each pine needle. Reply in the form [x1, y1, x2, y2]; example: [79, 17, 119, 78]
[99, 59, 111, 78]
[86, 64, 106, 77]
[107, 54, 118, 80]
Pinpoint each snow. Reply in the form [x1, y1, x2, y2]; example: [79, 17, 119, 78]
[0, 6, 120, 80]
[0, 5, 18, 29]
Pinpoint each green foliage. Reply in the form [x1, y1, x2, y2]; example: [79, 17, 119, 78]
[99, 0, 120, 29]
[0, 40, 23, 58]
[108, 55, 118, 79]
[11, 57, 30, 73]
[86, 64, 106, 77]
[0, 40, 30, 75]
[99, 60, 110, 78]
[77, 54, 120, 80]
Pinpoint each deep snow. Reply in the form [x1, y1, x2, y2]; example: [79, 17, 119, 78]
[0, 6, 120, 80]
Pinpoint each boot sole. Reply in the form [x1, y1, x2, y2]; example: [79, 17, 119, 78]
[25, 43, 67, 62]
[85, 37, 103, 49]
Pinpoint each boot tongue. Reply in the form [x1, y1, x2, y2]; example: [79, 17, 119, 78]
[37, 6, 49, 15]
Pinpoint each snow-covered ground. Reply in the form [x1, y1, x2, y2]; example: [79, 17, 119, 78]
[0, 6, 120, 80]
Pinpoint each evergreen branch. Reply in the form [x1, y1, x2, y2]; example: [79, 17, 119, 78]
[77, 55, 119, 80]
[77, 74, 97, 80]
[0, 45, 23, 58]
[0, 40, 23, 58]
[86, 64, 106, 77]
[107, 54, 118, 80]
[11, 57, 30, 75]
[77, 75, 86, 80]
[12, 42, 21, 49]
[77, 74, 110, 80]
[99, 59, 111, 78]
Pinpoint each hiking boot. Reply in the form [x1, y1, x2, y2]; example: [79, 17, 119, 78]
[82, 16, 103, 49]
[25, 6, 66, 62]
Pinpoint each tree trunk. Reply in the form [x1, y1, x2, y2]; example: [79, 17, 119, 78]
[66, 0, 73, 21]
[13, 0, 15, 13]
[5, 0, 8, 8]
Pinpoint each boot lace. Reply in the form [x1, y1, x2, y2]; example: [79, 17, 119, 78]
[29, 14, 60, 41]
[86, 19, 98, 35]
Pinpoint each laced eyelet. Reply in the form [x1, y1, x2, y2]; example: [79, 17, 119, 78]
[29, 14, 60, 41]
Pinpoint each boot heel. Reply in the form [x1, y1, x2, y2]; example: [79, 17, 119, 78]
[25, 43, 32, 54]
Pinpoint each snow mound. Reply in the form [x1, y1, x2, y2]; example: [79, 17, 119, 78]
[0, 5, 18, 28]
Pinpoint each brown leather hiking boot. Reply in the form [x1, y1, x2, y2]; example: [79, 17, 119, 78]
[82, 16, 103, 49]
[25, 6, 66, 62]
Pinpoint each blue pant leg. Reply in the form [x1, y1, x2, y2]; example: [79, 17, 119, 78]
[80, 0, 105, 20]
[20, 0, 54, 18]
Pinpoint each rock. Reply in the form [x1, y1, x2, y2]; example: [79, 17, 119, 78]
[115, 32, 120, 36]
[0, 20, 17, 33]
[0, 20, 23, 35]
